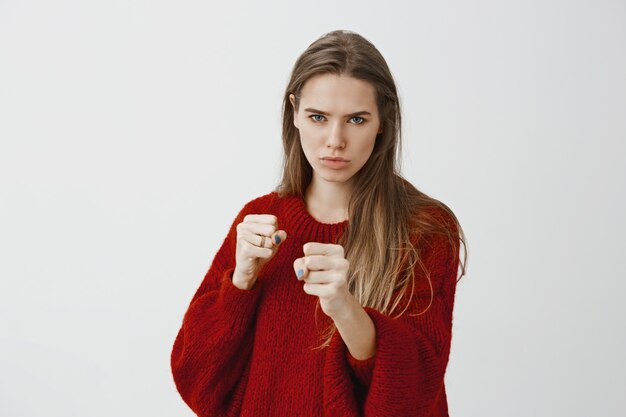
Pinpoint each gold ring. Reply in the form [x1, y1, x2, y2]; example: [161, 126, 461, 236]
[260, 236, 266, 247]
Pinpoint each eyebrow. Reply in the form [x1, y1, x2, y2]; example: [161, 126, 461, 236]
[303, 108, 372, 117]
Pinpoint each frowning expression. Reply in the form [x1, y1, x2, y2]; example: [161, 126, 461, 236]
[290, 73, 382, 187]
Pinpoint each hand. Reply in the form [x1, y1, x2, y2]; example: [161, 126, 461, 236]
[293, 242, 352, 319]
[232, 214, 287, 290]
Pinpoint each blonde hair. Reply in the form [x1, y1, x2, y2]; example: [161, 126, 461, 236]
[276, 29, 467, 348]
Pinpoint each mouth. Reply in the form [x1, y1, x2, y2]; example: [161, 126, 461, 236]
[319, 157, 350, 170]
[321, 157, 349, 162]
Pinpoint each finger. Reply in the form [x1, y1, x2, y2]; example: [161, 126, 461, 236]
[242, 232, 273, 249]
[243, 214, 278, 226]
[303, 242, 344, 258]
[302, 282, 333, 298]
[237, 236, 274, 258]
[303, 254, 340, 271]
[271, 230, 287, 246]
[238, 229, 287, 254]
[238, 222, 276, 238]
[293, 257, 308, 281]
[301, 270, 338, 284]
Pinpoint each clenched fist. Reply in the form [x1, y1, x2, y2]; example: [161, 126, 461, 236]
[232, 214, 287, 290]
[293, 242, 351, 319]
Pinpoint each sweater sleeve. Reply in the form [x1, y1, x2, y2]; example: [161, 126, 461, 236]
[323, 219, 461, 417]
[170, 201, 264, 417]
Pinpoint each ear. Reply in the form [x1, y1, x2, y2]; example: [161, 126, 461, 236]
[289, 94, 298, 129]
[378, 123, 383, 134]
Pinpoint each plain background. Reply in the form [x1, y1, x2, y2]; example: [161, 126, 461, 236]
[1, 0, 625, 416]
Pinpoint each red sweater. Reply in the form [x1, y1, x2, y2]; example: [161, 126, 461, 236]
[171, 191, 460, 417]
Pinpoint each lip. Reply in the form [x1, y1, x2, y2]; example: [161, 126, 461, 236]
[321, 157, 349, 162]
[320, 157, 350, 170]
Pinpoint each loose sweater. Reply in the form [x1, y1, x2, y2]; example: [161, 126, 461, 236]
[170, 191, 461, 417]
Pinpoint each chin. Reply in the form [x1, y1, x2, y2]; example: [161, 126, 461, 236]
[316, 171, 354, 184]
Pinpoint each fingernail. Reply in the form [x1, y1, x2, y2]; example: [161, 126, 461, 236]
[274, 235, 281, 244]
[296, 269, 304, 280]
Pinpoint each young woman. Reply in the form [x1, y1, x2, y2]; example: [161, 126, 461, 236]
[170, 29, 467, 417]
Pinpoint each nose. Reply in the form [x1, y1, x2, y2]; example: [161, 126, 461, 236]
[326, 121, 346, 150]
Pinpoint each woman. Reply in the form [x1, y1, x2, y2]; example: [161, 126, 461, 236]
[171, 29, 467, 417]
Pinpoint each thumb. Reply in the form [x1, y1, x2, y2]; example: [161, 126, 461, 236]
[271, 230, 287, 247]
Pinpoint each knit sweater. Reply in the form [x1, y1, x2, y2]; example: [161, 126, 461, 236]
[170, 191, 460, 417]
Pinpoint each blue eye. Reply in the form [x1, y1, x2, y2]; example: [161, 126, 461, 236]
[309, 114, 366, 124]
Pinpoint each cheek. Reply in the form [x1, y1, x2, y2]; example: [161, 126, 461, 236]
[298, 130, 311, 151]
[298, 126, 322, 151]
[298, 132, 317, 163]
[356, 134, 377, 159]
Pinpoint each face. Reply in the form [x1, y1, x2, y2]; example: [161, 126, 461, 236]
[289, 73, 382, 188]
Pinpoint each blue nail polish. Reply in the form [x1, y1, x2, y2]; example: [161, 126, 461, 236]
[274, 235, 281, 244]
[296, 269, 304, 279]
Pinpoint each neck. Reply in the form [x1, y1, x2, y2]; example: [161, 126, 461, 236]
[304, 175, 352, 223]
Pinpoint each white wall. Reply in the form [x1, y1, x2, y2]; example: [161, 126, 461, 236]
[1, 1, 624, 416]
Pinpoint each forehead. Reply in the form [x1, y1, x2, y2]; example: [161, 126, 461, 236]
[299, 73, 377, 109]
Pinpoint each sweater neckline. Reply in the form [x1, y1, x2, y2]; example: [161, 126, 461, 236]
[278, 193, 349, 240]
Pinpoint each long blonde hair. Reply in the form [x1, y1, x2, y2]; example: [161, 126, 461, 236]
[276, 29, 468, 347]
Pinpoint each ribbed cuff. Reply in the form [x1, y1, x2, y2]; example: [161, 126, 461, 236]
[346, 348, 376, 387]
[216, 267, 263, 329]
